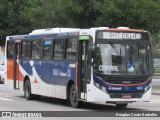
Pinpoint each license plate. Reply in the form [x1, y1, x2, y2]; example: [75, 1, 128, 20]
[122, 94, 132, 99]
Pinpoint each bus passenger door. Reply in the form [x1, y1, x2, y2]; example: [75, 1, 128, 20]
[78, 36, 92, 100]
[13, 40, 21, 89]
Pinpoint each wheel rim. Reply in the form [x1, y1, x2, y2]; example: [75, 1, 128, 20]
[25, 85, 29, 98]
[71, 89, 77, 103]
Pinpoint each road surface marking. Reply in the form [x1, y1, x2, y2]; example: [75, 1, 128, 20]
[0, 97, 14, 101]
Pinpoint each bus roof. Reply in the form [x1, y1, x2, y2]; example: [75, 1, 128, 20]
[6, 27, 148, 40]
[7, 28, 81, 40]
[29, 27, 81, 35]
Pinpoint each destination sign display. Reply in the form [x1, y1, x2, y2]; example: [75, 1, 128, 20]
[97, 31, 143, 40]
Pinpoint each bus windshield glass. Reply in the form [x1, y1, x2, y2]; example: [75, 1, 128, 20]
[94, 43, 149, 75]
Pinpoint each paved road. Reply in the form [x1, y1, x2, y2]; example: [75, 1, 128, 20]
[151, 78, 160, 96]
[152, 78, 160, 90]
[0, 82, 160, 111]
[0, 79, 160, 119]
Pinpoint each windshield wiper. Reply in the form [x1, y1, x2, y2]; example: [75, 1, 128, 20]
[109, 42, 121, 56]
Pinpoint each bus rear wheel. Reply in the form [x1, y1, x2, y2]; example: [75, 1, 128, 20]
[116, 103, 128, 108]
[70, 84, 80, 108]
[24, 80, 33, 100]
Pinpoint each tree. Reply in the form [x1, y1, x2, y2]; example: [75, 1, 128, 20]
[51, 0, 160, 32]
[53, 0, 160, 44]
[0, 0, 160, 45]
[94, 0, 160, 33]
[53, 0, 100, 28]
[22, 0, 65, 29]
[0, 0, 30, 45]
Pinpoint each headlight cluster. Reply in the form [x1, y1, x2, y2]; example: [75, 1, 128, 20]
[94, 81, 107, 93]
[144, 83, 151, 93]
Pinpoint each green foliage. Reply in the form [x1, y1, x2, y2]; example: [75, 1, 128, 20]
[94, 0, 160, 33]
[0, 0, 30, 45]
[53, 0, 100, 28]
[0, 0, 160, 45]
[151, 33, 160, 46]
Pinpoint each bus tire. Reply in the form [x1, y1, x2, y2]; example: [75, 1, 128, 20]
[24, 80, 33, 100]
[70, 84, 79, 108]
[116, 103, 128, 108]
[34, 95, 41, 100]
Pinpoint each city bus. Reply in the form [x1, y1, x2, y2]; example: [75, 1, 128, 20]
[5, 27, 153, 108]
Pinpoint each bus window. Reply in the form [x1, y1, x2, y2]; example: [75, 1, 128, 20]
[7, 42, 14, 59]
[53, 39, 64, 60]
[22, 41, 31, 59]
[43, 40, 52, 60]
[66, 38, 78, 60]
[31, 40, 42, 59]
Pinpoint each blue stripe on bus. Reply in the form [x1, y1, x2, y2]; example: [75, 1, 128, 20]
[8, 32, 79, 40]
[19, 60, 33, 75]
[20, 60, 76, 85]
[9, 34, 58, 40]
[93, 75, 151, 93]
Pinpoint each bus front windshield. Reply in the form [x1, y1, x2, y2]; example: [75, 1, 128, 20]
[94, 43, 149, 75]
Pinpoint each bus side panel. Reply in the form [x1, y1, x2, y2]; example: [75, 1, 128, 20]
[40, 61, 53, 97]
[67, 62, 77, 84]
[6, 60, 14, 89]
[19, 60, 33, 76]
[30, 60, 41, 95]
[6, 60, 24, 90]
[16, 62, 24, 81]
[51, 61, 76, 99]
[7, 60, 24, 81]
[19, 60, 33, 91]
[18, 60, 41, 95]
[51, 61, 63, 98]
[7, 60, 14, 80]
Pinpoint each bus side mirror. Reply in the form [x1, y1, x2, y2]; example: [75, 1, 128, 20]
[91, 45, 96, 58]
[91, 49, 96, 66]
[91, 50, 94, 58]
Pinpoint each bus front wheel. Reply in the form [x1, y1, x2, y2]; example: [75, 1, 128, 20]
[70, 84, 79, 108]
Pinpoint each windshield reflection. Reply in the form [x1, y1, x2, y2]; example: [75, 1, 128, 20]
[94, 43, 149, 75]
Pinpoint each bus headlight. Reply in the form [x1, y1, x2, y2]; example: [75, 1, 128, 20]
[144, 86, 149, 92]
[144, 83, 151, 92]
[101, 86, 106, 93]
[94, 82, 107, 93]
[94, 82, 100, 88]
